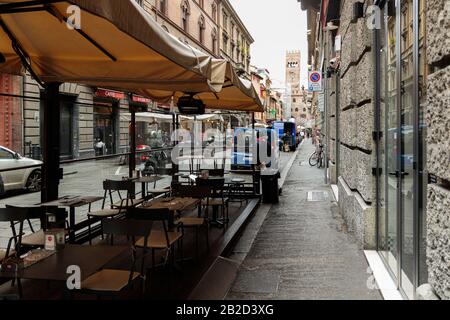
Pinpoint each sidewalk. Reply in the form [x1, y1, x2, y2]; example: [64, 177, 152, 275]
[226, 139, 382, 300]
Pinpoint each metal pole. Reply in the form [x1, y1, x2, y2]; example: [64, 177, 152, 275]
[324, 71, 328, 184]
[129, 110, 136, 178]
[41, 82, 61, 203]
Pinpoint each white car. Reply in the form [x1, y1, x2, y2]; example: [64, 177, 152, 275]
[0, 146, 42, 194]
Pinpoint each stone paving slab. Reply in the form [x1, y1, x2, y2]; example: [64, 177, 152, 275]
[226, 138, 382, 300]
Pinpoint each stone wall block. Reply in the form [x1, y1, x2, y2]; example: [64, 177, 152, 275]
[427, 184, 450, 300]
[355, 102, 374, 152]
[355, 149, 374, 203]
[427, 0, 450, 65]
[355, 51, 373, 105]
[427, 65, 450, 181]
[340, 66, 355, 109]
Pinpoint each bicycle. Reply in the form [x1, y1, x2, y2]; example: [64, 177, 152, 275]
[309, 144, 324, 168]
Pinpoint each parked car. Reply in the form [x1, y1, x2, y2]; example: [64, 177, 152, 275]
[0, 146, 42, 194]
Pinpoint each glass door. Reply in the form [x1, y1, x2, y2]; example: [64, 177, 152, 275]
[399, 0, 415, 299]
[377, 0, 427, 299]
[378, 3, 400, 279]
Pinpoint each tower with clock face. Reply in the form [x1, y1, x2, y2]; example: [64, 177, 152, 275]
[285, 50, 307, 123]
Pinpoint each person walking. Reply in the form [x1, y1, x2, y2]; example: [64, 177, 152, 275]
[94, 138, 106, 156]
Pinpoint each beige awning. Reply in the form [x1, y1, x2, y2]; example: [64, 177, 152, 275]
[139, 62, 264, 112]
[0, 0, 227, 94]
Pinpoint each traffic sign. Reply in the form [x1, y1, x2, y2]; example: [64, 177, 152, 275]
[308, 71, 322, 92]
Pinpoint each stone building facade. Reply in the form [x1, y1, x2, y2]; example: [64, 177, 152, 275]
[140, 0, 253, 76]
[300, 0, 449, 300]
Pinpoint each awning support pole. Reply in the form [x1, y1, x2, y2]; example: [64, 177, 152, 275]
[129, 110, 136, 178]
[42, 82, 61, 203]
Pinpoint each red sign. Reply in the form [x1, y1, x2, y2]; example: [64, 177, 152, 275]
[95, 89, 125, 100]
[131, 95, 151, 104]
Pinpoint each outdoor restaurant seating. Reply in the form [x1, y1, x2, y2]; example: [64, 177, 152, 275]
[5, 205, 67, 249]
[78, 219, 153, 297]
[145, 168, 172, 198]
[87, 179, 142, 244]
[197, 178, 229, 227]
[128, 208, 184, 270]
[171, 185, 212, 259]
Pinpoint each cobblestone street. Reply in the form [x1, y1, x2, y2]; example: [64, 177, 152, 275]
[227, 139, 382, 300]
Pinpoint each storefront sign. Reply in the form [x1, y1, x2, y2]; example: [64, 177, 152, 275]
[308, 71, 323, 92]
[131, 94, 151, 104]
[95, 89, 125, 100]
[318, 93, 325, 112]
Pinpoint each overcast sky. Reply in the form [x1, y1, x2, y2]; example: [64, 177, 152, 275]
[229, 0, 309, 88]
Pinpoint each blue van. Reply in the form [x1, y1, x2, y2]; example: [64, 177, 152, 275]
[231, 128, 279, 171]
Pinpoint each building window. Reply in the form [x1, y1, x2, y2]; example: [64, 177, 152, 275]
[212, 28, 217, 55]
[159, 0, 166, 14]
[199, 0, 204, 9]
[223, 35, 228, 54]
[135, 0, 143, 7]
[198, 15, 205, 44]
[181, 1, 190, 33]
[222, 11, 228, 32]
[212, 4, 217, 22]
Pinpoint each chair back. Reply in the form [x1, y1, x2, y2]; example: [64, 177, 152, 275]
[196, 178, 225, 197]
[127, 208, 174, 249]
[103, 180, 134, 192]
[202, 169, 224, 177]
[0, 207, 30, 222]
[127, 207, 171, 222]
[171, 184, 211, 199]
[102, 179, 135, 209]
[102, 219, 153, 282]
[0, 207, 44, 258]
[103, 219, 153, 239]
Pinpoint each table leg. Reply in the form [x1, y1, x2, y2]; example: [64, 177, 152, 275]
[69, 207, 75, 243]
[141, 182, 146, 198]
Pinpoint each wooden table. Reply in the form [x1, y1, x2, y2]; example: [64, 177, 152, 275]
[134, 176, 162, 197]
[139, 197, 200, 229]
[0, 245, 127, 282]
[40, 196, 103, 243]
[141, 197, 200, 212]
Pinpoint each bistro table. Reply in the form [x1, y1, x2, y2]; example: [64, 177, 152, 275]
[133, 176, 166, 198]
[139, 197, 200, 229]
[141, 197, 200, 212]
[40, 196, 103, 243]
[0, 244, 128, 298]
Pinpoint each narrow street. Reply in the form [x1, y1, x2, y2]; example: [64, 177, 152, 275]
[226, 139, 381, 300]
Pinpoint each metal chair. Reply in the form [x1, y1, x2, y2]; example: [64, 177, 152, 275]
[79, 219, 153, 297]
[127, 207, 183, 270]
[87, 179, 140, 245]
[196, 178, 229, 227]
[5, 205, 67, 250]
[171, 184, 211, 259]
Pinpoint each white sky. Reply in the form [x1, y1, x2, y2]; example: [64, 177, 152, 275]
[229, 0, 309, 88]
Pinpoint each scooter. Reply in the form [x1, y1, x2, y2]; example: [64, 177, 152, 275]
[140, 144, 169, 176]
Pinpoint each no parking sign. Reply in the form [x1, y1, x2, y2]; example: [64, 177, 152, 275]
[308, 71, 322, 92]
